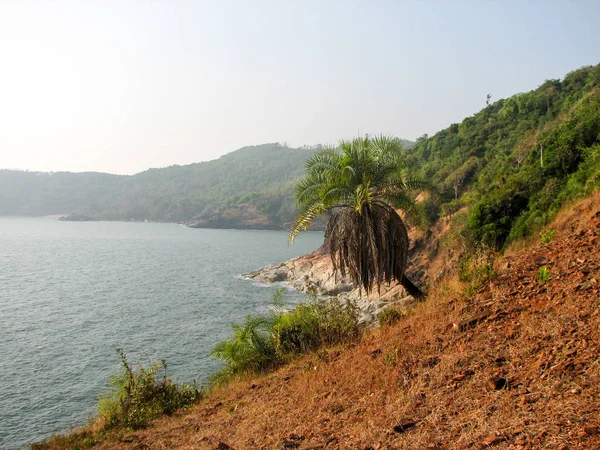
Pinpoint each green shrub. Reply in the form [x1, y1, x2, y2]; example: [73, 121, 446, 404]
[98, 349, 202, 430]
[508, 144, 600, 244]
[459, 253, 497, 298]
[273, 296, 360, 355]
[553, 143, 600, 201]
[30, 431, 98, 450]
[378, 308, 403, 327]
[422, 198, 441, 223]
[467, 175, 533, 249]
[540, 229, 557, 244]
[537, 266, 551, 284]
[441, 199, 465, 218]
[211, 290, 361, 385]
[210, 314, 279, 384]
[459, 257, 496, 284]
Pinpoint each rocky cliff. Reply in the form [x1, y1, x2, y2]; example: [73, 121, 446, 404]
[243, 246, 422, 325]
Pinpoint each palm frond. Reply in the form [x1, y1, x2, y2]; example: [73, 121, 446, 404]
[304, 149, 342, 174]
[288, 202, 326, 243]
[326, 204, 409, 294]
[295, 176, 324, 205]
[402, 177, 433, 192]
[370, 134, 404, 156]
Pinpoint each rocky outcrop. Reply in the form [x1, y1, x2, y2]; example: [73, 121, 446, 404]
[242, 249, 419, 325]
[186, 203, 327, 231]
[186, 203, 284, 230]
[243, 250, 353, 296]
[187, 218, 285, 230]
[58, 214, 96, 221]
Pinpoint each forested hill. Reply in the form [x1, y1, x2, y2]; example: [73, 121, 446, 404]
[408, 63, 600, 250]
[3, 64, 599, 235]
[0, 144, 327, 228]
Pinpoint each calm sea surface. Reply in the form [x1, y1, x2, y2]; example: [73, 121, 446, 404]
[0, 218, 323, 449]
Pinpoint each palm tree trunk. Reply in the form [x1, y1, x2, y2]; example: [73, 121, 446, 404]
[400, 274, 425, 299]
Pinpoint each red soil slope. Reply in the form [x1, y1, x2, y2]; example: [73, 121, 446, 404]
[40, 195, 600, 449]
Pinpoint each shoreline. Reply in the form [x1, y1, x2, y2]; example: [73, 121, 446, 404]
[0, 214, 327, 232]
[242, 250, 418, 325]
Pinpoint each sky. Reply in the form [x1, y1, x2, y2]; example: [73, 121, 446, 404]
[0, 1, 598, 175]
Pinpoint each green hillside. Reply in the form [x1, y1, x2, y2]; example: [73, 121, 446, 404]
[408, 63, 600, 249]
[0, 143, 323, 227]
[2, 64, 599, 236]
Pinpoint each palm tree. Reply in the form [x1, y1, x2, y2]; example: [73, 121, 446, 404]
[289, 135, 426, 298]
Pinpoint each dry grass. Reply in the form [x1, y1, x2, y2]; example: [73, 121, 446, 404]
[35, 195, 600, 450]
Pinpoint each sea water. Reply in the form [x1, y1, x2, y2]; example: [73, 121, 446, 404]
[0, 218, 323, 449]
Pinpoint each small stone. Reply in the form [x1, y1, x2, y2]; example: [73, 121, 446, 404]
[370, 349, 382, 358]
[579, 278, 598, 291]
[215, 443, 234, 450]
[535, 256, 549, 266]
[537, 429, 547, 439]
[494, 356, 507, 364]
[583, 425, 599, 435]
[514, 438, 526, 445]
[480, 434, 505, 447]
[280, 434, 304, 449]
[457, 310, 492, 331]
[423, 356, 440, 368]
[488, 376, 507, 390]
[393, 419, 417, 433]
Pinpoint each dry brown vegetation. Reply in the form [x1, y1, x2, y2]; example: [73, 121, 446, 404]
[37, 194, 600, 450]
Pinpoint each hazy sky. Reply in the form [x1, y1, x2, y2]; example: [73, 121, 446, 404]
[0, 1, 598, 174]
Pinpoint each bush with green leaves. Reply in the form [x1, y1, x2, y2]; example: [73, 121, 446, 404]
[378, 308, 404, 327]
[272, 295, 360, 356]
[458, 252, 498, 298]
[540, 229, 557, 244]
[537, 266, 551, 284]
[210, 314, 279, 385]
[211, 290, 360, 385]
[422, 197, 442, 223]
[98, 349, 202, 430]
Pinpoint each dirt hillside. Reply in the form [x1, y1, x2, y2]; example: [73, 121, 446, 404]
[41, 195, 600, 449]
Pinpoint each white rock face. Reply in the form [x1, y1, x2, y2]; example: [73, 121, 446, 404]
[243, 251, 353, 295]
[243, 250, 418, 325]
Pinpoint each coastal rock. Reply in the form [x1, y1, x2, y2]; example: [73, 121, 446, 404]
[265, 269, 289, 283]
[58, 213, 96, 221]
[243, 251, 419, 326]
[244, 251, 354, 296]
